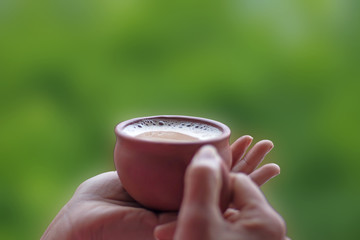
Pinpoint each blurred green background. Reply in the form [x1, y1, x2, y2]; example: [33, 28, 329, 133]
[1, 0, 359, 239]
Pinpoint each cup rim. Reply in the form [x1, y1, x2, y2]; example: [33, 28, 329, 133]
[115, 115, 231, 145]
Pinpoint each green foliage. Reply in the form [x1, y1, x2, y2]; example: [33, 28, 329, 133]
[1, 0, 359, 239]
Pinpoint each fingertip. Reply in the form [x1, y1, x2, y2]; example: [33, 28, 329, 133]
[193, 145, 219, 163]
[268, 163, 280, 175]
[269, 141, 274, 151]
[183, 145, 224, 209]
[191, 145, 222, 176]
[243, 135, 253, 142]
[244, 135, 254, 147]
[233, 135, 253, 146]
[154, 222, 176, 240]
[266, 163, 281, 178]
[269, 140, 274, 149]
[231, 135, 254, 168]
[261, 139, 274, 150]
[267, 139, 274, 146]
[248, 163, 281, 186]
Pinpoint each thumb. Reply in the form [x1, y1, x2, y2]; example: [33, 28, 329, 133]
[182, 145, 223, 209]
[174, 145, 223, 240]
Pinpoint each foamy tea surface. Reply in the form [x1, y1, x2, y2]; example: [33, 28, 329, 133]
[122, 119, 222, 142]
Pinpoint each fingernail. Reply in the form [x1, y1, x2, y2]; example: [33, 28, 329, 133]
[195, 145, 219, 161]
[267, 141, 274, 152]
[192, 145, 223, 169]
[246, 136, 253, 145]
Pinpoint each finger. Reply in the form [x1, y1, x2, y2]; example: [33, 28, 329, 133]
[232, 173, 268, 210]
[154, 221, 177, 240]
[158, 212, 178, 225]
[223, 208, 241, 223]
[230, 135, 253, 168]
[174, 145, 223, 240]
[249, 163, 280, 186]
[233, 174, 287, 239]
[232, 140, 274, 174]
[182, 145, 223, 208]
[154, 213, 178, 240]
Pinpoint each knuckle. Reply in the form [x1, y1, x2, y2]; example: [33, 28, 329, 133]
[75, 181, 87, 193]
[74, 178, 92, 195]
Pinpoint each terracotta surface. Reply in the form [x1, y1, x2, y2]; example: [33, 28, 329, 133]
[114, 115, 232, 211]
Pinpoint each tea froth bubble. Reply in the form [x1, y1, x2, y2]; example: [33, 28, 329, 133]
[123, 118, 222, 142]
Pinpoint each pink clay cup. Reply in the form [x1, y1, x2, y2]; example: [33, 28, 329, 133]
[114, 115, 232, 211]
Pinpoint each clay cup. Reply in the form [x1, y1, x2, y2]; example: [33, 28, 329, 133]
[114, 115, 232, 211]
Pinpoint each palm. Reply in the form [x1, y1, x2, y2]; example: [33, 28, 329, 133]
[66, 172, 176, 240]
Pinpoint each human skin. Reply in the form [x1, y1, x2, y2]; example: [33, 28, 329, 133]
[155, 146, 290, 240]
[41, 136, 280, 240]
